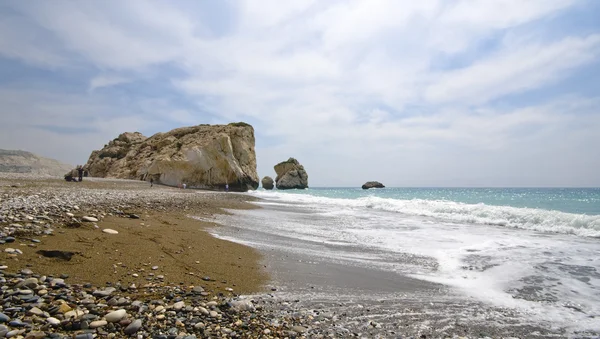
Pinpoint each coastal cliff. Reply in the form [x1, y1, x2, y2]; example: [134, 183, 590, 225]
[85, 123, 259, 191]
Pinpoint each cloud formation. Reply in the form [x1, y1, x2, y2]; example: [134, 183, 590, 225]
[0, 0, 599, 186]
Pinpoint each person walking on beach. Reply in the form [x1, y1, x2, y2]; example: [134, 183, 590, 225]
[225, 183, 229, 192]
[77, 166, 84, 182]
[183, 183, 187, 189]
[150, 177, 153, 187]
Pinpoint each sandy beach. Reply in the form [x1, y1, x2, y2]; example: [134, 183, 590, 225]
[1, 174, 267, 293]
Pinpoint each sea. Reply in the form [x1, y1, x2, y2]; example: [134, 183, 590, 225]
[206, 188, 600, 337]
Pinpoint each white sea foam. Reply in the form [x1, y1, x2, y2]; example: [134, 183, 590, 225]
[213, 191, 600, 334]
[248, 191, 600, 237]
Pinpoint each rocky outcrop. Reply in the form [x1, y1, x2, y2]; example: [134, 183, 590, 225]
[261, 176, 274, 190]
[85, 123, 259, 191]
[274, 158, 308, 190]
[362, 181, 385, 189]
[0, 149, 73, 176]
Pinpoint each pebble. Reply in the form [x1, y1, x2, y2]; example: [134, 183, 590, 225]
[46, 317, 60, 326]
[64, 309, 85, 319]
[0, 312, 9, 322]
[105, 309, 127, 322]
[27, 307, 44, 316]
[89, 320, 107, 328]
[291, 325, 307, 333]
[93, 287, 116, 297]
[124, 319, 142, 335]
[102, 228, 118, 234]
[173, 301, 185, 311]
[81, 216, 98, 222]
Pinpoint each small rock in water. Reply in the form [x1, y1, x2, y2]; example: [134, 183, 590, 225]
[102, 228, 118, 234]
[82, 216, 98, 222]
[4, 236, 15, 243]
[152, 265, 158, 270]
[129, 214, 140, 219]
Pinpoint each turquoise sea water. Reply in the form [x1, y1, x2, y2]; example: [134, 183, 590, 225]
[274, 187, 600, 215]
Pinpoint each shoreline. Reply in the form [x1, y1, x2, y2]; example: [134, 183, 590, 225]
[206, 195, 595, 339]
[0, 174, 305, 338]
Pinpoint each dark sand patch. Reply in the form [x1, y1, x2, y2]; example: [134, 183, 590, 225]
[1, 176, 268, 297]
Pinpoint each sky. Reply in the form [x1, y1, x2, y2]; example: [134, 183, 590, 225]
[0, 0, 599, 187]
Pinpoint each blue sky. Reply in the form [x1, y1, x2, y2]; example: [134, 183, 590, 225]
[0, 0, 599, 187]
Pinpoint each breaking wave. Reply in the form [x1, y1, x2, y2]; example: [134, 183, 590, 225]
[249, 191, 600, 237]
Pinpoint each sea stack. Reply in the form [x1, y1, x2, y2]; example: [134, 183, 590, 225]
[274, 158, 308, 189]
[362, 181, 385, 189]
[85, 123, 259, 191]
[261, 176, 274, 190]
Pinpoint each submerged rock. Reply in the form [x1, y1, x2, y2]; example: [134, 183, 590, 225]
[274, 158, 308, 190]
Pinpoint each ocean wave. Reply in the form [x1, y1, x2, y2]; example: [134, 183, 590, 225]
[248, 191, 600, 237]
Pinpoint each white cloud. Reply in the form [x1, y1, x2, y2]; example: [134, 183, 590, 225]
[426, 34, 600, 104]
[89, 75, 131, 91]
[0, 0, 599, 186]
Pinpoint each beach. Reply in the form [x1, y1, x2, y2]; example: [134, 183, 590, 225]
[0, 174, 305, 338]
[2, 176, 599, 338]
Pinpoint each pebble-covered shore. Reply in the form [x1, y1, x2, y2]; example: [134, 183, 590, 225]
[0, 175, 313, 338]
[0, 270, 308, 338]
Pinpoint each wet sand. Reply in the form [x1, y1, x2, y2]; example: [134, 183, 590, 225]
[1, 175, 268, 296]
